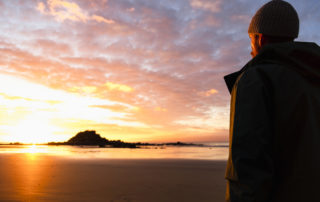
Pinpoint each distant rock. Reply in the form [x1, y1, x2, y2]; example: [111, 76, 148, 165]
[67, 130, 109, 146]
[135, 141, 204, 147]
[50, 130, 138, 148]
[164, 141, 204, 147]
[47, 130, 204, 148]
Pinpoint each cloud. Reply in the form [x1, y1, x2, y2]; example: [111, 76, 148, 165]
[199, 89, 219, 97]
[90, 104, 130, 112]
[91, 15, 114, 24]
[154, 107, 168, 112]
[126, 7, 135, 12]
[37, 1, 46, 13]
[70, 86, 97, 94]
[231, 15, 251, 23]
[0, 92, 62, 105]
[31, 39, 73, 56]
[37, 0, 114, 24]
[190, 0, 222, 13]
[104, 82, 134, 93]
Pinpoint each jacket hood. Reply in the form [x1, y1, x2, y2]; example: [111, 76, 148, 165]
[224, 41, 320, 93]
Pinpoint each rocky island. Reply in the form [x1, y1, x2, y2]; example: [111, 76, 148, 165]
[46, 130, 206, 148]
[48, 130, 137, 148]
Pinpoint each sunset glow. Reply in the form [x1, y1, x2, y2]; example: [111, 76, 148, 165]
[0, 0, 318, 144]
[8, 118, 57, 144]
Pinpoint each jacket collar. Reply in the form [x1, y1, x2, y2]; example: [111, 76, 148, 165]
[224, 70, 242, 94]
[224, 49, 263, 94]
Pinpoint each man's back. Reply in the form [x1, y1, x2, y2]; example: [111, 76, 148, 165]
[225, 41, 320, 201]
[263, 42, 320, 201]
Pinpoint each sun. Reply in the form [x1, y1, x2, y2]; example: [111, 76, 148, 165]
[8, 115, 59, 144]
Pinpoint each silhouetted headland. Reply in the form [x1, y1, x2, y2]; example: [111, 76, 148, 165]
[1, 130, 206, 148]
[46, 130, 206, 148]
[48, 130, 137, 148]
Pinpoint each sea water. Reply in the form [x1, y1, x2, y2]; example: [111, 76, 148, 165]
[0, 143, 228, 160]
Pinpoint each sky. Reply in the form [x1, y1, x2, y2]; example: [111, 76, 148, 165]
[0, 0, 319, 144]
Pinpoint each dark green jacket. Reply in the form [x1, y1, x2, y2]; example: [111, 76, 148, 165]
[224, 42, 320, 202]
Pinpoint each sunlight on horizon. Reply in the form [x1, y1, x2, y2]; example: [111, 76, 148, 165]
[0, 74, 149, 143]
[24, 145, 49, 158]
[6, 116, 60, 144]
[0, 144, 229, 160]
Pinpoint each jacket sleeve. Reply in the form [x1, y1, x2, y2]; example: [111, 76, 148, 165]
[226, 67, 275, 202]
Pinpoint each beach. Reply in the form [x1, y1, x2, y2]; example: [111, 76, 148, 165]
[0, 153, 227, 202]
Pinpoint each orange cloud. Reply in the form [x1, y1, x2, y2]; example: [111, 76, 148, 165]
[37, 2, 46, 13]
[205, 89, 218, 96]
[198, 89, 218, 97]
[91, 15, 114, 24]
[154, 107, 167, 112]
[69, 86, 97, 94]
[89, 104, 138, 113]
[37, 0, 114, 24]
[0, 93, 62, 105]
[105, 82, 133, 93]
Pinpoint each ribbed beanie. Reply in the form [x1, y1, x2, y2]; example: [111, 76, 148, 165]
[248, 0, 299, 38]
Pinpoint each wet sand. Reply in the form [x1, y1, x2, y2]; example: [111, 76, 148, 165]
[0, 154, 226, 202]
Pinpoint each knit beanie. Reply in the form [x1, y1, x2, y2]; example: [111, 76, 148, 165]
[248, 0, 299, 38]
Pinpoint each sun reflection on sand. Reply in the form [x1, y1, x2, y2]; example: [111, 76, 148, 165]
[22, 145, 49, 161]
[23, 145, 48, 153]
[0, 148, 55, 200]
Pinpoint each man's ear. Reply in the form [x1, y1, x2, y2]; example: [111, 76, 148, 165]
[259, 34, 267, 47]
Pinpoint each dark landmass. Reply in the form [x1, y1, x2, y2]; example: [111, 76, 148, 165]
[48, 130, 137, 148]
[135, 141, 204, 147]
[0, 142, 33, 146]
[9, 142, 23, 145]
[2, 130, 207, 148]
[165, 141, 204, 147]
[48, 130, 205, 148]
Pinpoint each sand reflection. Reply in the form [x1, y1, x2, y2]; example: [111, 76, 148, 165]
[2, 151, 54, 200]
[23, 144, 49, 154]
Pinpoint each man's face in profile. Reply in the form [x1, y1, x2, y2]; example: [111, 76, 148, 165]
[249, 33, 262, 58]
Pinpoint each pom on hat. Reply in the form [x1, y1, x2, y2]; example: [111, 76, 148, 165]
[248, 0, 299, 38]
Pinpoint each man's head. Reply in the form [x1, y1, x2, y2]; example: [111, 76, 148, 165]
[248, 0, 299, 57]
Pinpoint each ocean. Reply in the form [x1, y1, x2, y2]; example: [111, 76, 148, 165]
[0, 143, 229, 160]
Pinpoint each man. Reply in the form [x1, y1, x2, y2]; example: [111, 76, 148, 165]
[224, 0, 320, 201]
